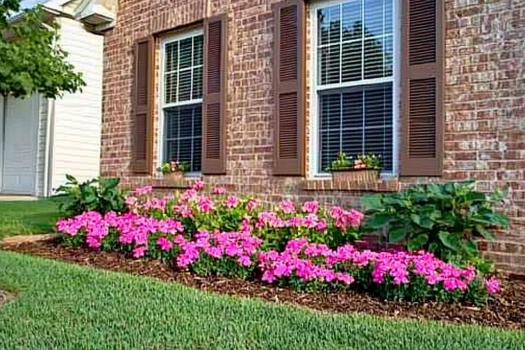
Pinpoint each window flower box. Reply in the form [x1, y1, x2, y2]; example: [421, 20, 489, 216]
[329, 152, 382, 182]
[157, 160, 188, 181]
[331, 167, 379, 182]
[165, 171, 184, 181]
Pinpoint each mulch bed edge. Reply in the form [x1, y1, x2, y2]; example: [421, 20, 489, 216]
[1, 237, 524, 331]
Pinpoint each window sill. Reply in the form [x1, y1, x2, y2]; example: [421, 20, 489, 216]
[151, 176, 200, 190]
[302, 178, 400, 192]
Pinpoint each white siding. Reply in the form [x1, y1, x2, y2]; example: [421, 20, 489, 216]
[50, 17, 103, 192]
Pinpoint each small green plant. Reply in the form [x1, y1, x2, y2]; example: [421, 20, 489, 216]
[54, 175, 126, 217]
[362, 181, 509, 270]
[330, 152, 352, 170]
[328, 152, 381, 171]
[157, 160, 189, 175]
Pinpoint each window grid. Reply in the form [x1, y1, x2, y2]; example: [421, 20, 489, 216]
[313, 0, 395, 175]
[160, 32, 204, 174]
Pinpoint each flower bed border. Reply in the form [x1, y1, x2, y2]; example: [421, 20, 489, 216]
[3, 238, 524, 331]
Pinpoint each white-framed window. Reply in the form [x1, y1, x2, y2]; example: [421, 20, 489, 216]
[310, 0, 398, 175]
[159, 29, 204, 174]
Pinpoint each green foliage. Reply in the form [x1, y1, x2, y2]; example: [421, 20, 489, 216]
[356, 153, 381, 169]
[362, 182, 510, 267]
[157, 160, 189, 175]
[54, 175, 126, 217]
[0, 1, 85, 98]
[329, 151, 353, 170]
[328, 151, 382, 171]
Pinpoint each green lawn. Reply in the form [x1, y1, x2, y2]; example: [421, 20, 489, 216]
[0, 252, 523, 350]
[0, 199, 60, 239]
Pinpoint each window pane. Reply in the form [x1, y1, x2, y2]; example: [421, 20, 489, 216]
[341, 91, 363, 130]
[192, 67, 203, 99]
[364, 0, 384, 37]
[384, 0, 393, 34]
[193, 35, 203, 66]
[165, 72, 177, 104]
[320, 94, 341, 131]
[319, 45, 341, 85]
[318, 5, 341, 46]
[364, 37, 385, 79]
[164, 104, 202, 173]
[384, 35, 394, 77]
[318, 83, 393, 172]
[178, 70, 192, 101]
[179, 37, 193, 69]
[341, 41, 362, 82]
[342, 1, 362, 42]
[165, 42, 178, 72]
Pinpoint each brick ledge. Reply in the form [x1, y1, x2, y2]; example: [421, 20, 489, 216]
[151, 177, 199, 189]
[302, 178, 400, 192]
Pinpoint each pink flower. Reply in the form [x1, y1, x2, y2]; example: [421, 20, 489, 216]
[485, 277, 500, 294]
[213, 186, 226, 195]
[135, 186, 153, 195]
[261, 270, 276, 283]
[279, 200, 296, 214]
[354, 160, 365, 169]
[238, 256, 252, 267]
[181, 189, 198, 201]
[302, 201, 320, 214]
[197, 196, 214, 213]
[224, 195, 239, 208]
[174, 204, 193, 218]
[192, 180, 205, 191]
[157, 237, 173, 251]
[247, 200, 259, 211]
[133, 246, 147, 258]
[315, 219, 327, 231]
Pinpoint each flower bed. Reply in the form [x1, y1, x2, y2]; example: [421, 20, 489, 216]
[55, 182, 500, 305]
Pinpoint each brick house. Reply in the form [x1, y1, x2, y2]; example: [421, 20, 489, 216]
[97, 0, 525, 272]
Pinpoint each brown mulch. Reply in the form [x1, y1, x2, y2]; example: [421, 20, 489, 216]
[2, 238, 525, 330]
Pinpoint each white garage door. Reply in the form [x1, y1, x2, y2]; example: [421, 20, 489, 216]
[1, 95, 39, 195]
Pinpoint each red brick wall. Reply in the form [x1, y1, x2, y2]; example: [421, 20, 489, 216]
[101, 0, 525, 272]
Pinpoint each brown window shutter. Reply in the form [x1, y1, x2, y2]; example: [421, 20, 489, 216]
[272, 0, 306, 176]
[202, 15, 227, 175]
[400, 0, 444, 176]
[131, 37, 155, 174]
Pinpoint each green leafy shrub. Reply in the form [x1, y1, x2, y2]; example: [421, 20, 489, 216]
[362, 182, 509, 268]
[54, 175, 126, 217]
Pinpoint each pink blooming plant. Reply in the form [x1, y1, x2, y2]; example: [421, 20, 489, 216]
[58, 213, 500, 304]
[56, 182, 500, 304]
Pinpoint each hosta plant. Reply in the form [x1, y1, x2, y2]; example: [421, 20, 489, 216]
[54, 175, 126, 218]
[362, 181, 509, 270]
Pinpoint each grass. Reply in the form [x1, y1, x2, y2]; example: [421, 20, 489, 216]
[0, 252, 524, 350]
[0, 199, 61, 239]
